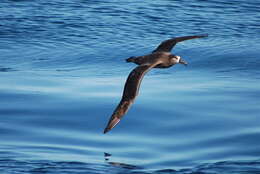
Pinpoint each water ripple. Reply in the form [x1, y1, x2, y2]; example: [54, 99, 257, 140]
[0, 0, 260, 173]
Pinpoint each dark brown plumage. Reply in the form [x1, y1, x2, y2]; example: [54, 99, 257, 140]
[104, 34, 208, 134]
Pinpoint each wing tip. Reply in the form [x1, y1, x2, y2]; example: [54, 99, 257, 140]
[103, 127, 110, 134]
[103, 117, 121, 134]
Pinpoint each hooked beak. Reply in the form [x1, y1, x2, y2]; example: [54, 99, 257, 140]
[179, 58, 188, 66]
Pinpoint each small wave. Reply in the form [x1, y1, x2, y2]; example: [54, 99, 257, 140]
[0, 157, 259, 174]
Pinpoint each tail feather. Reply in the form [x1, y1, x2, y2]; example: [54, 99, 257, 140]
[126, 56, 135, 63]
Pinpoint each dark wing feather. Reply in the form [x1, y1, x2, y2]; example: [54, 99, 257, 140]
[152, 34, 208, 53]
[104, 62, 160, 134]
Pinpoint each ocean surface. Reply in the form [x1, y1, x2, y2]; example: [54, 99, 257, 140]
[1, 0, 260, 173]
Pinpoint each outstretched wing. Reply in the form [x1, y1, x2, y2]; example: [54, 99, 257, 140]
[104, 61, 161, 134]
[152, 34, 208, 53]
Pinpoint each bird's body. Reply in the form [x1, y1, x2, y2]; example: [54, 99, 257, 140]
[127, 52, 179, 68]
[104, 34, 208, 134]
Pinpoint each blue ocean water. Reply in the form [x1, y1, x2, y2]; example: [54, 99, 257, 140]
[1, 0, 260, 173]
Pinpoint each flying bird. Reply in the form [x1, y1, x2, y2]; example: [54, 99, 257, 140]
[104, 34, 208, 134]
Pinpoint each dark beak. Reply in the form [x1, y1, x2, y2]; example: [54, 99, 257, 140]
[179, 58, 188, 66]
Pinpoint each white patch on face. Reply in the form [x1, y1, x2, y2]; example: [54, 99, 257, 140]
[176, 56, 181, 63]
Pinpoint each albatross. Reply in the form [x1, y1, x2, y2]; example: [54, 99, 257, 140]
[104, 34, 208, 134]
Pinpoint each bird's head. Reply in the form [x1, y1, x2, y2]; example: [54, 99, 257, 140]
[171, 55, 188, 66]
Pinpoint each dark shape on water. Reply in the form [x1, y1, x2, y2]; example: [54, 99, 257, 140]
[104, 152, 142, 170]
[107, 162, 141, 170]
[104, 152, 112, 161]
[104, 152, 112, 157]
[0, 67, 14, 72]
[104, 35, 208, 134]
